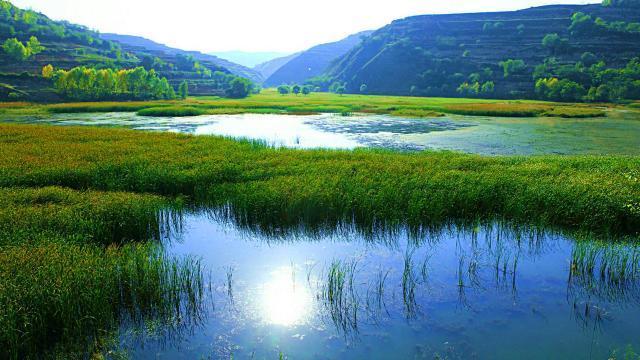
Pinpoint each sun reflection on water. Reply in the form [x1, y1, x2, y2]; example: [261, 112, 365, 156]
[261, 266, 312, 326]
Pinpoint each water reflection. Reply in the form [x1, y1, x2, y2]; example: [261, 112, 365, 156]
[261, 266, 312, 326]
[118, 208, 640, 359]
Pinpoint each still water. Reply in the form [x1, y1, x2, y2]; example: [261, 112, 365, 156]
[116, 212, 640, 359]
[10, 111, 640, 155]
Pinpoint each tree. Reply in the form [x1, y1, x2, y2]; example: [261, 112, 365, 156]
[52, 66, 175, 101]
[26, 36, 44, 56]
[581, 52, 598, 67]
[542, 33, 569, 54]
[2, 38, 28, 61]
[42, 64, 53, 79]
[277, 85, 290, 95]
[179, 81, 189, 99]
[225, 77, 252, 98]
[302, 85, 312, 95]
[360, 84, 368, 93]
[292, 84, 301, 95]
[336, 86, 346, 96]
[481, 81, 495, 94]
[569, 12, 596, 35]
[499, 59, 526, 78]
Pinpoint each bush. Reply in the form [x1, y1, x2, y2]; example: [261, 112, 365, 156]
[499, 59, 527, 77]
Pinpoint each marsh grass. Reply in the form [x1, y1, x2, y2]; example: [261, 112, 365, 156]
[321, 260, 360, 335]
[137, 106, 206, 117]
[0, 186, 208, 358]
[1, 124, 637, 235]
[1, 89, 621, 118]
[0, 242, 207, 359]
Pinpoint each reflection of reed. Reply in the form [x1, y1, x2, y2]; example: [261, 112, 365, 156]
[569, 241, 640, 304]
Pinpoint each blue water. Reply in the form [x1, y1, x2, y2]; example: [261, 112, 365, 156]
[116, 213, 640, 359]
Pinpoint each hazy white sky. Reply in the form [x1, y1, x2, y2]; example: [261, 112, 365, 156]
[12, 0, 595, 53]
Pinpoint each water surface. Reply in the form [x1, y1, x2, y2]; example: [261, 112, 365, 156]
[6, 111, 640, 155]
[116, 213, 640, 359]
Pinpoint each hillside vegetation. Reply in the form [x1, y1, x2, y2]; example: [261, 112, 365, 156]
[323, 2, 640, 102]
[264, 31, 372, 87]
[0, 1, 255, 102]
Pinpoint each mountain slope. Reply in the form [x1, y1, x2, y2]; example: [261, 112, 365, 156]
[210, 51, 290, 68]
[253, 53, 299, 79]
[326, 3, 640, 100]
[101, 34, 263, 83]
[264, 31, 373, 87]
[0, 0, 256, 101]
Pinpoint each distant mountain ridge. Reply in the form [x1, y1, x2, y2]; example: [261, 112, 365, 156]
[101, 34, 263, 83]
[210, 51, 291, 68]
[264, 31, 373, 86]
[253, 53, 300, 79]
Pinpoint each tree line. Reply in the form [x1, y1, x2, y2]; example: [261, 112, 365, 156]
[45, 65, 176, 101]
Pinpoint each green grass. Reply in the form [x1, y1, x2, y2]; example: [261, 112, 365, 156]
[0, 186, 205, 359]
[0, 124, 637, 234]
[0, 89, 624, 119]
[137, 106, 206, 117]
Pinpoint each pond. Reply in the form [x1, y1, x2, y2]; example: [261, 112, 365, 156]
[6, 111, 640, 155]
[115, 212, 640, 359]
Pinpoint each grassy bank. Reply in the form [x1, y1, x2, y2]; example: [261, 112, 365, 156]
[1, 124, 637, 235]
[0, 89, 618, 118]
[0, 186, 205, 359]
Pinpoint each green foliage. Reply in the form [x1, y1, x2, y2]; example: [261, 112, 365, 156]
[0, 123, 637, 236]
[53, 66, 176, 101]
[137, 106, 204, 117]
[277, 85, 290, 95]
[603, 0, 640, 7]
[41, 64, 53, 78]
[2, 36, 45, 61]
[535, 77, 586, 102]
[581, 52, 598, 67]
[534, 57, 640, 102]
[481, 81, 495, 94]
[302, 85, 312, 95]
[179, 80, 189, 100]
[457, 82, 480, 96]
[499, 59, 526, 78]
[570, 12, 596, 35]
[542, 33, 569, 54]
[26, 35, 43, 54]
[2, 37, 28, 60]
[292, 84, 301, 95]
[225, 77, 253, 99]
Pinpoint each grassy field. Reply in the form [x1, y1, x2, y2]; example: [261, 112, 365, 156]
[0, 89, 618, 118]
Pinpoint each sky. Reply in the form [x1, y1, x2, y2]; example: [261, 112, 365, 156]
[12, 0, 596, 53]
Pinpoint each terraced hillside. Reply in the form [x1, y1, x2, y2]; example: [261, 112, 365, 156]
[0, 0, 254, 101]
[101, 34, 263, 84]
[326, 3, 640, 100]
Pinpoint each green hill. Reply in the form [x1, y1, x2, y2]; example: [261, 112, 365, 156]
[254, 52, 300, 79]
[325, 3, 640, 102]
[264, 31, 373, 87]
[0, 0, 255, 101]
